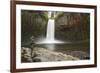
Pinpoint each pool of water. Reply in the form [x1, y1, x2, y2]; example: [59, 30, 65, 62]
[34, 41, 90, 59]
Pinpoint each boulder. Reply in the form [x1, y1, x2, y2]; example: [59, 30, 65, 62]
[21, 47, 32, 62]
[70, 51, 90, 59]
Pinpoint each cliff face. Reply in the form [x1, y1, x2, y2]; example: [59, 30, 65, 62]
[21, 47, 79, 63]
[21, 10, 48, 47]
[55, 12, 90, 41]
[21, 11, 90, 47]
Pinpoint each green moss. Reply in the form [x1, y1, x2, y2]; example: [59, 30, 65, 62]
[40, 12, 48, 21]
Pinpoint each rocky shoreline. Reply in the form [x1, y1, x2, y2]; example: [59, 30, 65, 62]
[21, 47, 79, 63]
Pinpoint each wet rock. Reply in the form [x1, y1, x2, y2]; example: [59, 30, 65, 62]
[32, 47, 79, 62]
[21, 47, 32, 62]
[21, 47, 80, 63]
[33, 57, 41, 62]
[70, 51, 90, 59]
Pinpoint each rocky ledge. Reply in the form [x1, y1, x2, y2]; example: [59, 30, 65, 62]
[21, 47, 79, 63]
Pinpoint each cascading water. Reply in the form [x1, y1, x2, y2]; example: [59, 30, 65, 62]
[46, 12, 55, 41]
[36, 11, 64, 44]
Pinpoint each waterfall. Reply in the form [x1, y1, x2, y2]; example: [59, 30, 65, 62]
[36, 11, 65, 44]
[46, 19, 55, 41]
